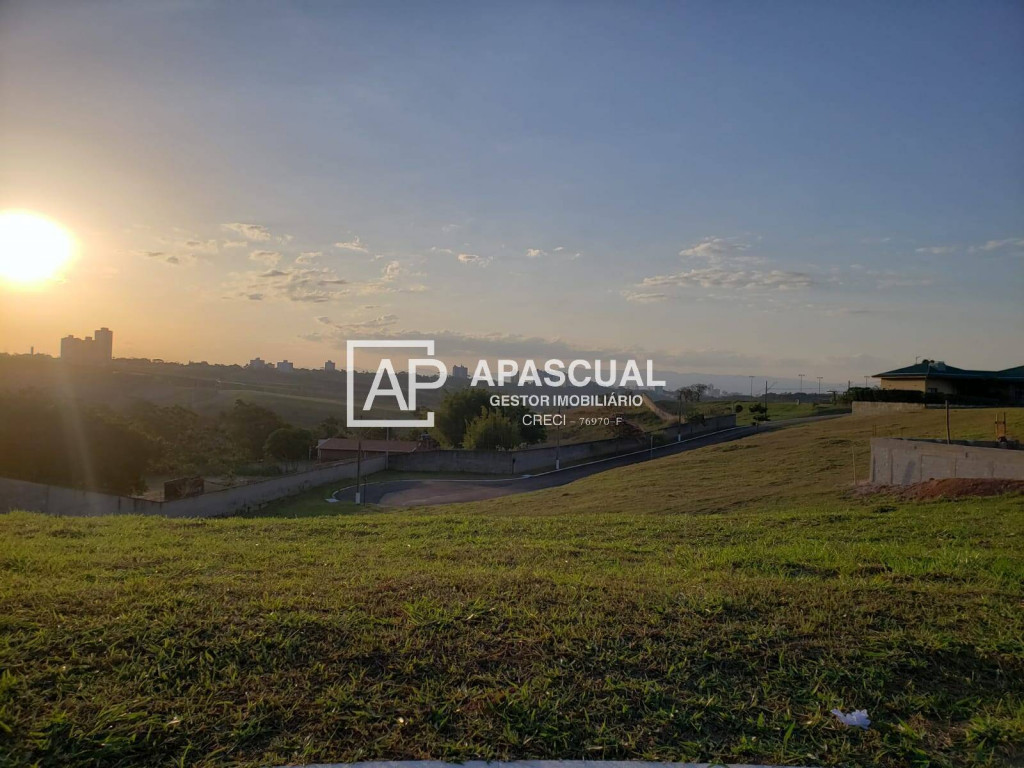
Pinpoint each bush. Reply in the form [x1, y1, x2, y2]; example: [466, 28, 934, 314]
[463, 410, 520, 450]
[264, 427, 314, 462]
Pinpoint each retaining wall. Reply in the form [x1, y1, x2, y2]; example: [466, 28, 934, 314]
[869, 437, 1024, 485]
[0, 456, 386, 518]
[389, 414, 736, 475]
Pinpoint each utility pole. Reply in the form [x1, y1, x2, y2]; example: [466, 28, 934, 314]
[749, 375, 754, 398]
[798, 373, 805, 393]
[817, 376, 823, 398]
[864, 375, 869, 388]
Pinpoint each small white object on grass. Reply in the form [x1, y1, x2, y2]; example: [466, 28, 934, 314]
[324, 497, 339, 503]
[831, 708, 871, 729]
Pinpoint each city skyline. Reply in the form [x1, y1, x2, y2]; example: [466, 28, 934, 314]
[1, 1, 1021, 381]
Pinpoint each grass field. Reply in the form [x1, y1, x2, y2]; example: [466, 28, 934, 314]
[655, 399, 852, 426]
[1, 409, 1023, 767]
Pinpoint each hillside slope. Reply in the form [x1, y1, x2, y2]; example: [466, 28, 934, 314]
[1, 408, 1022, 768]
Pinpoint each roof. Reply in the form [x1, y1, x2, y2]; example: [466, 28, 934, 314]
[997, 365, 1024, 380]
[316, 438, 422, 454]
[874, 361, 1024, 380]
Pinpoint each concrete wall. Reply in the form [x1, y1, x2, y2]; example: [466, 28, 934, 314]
[852, 401, 926, 415]
[389, 414, 736, 475]
[0, 456, 386, 518]
[870, 437, 1024, 485]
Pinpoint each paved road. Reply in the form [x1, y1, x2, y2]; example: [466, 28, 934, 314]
[333, 414, 845, 508]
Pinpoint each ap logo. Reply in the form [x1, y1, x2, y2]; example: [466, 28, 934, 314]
[345, 340, 448, 428]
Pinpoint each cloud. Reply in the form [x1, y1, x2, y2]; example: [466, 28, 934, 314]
[230, 266, 351, 303]
[250, 250, 282, 266]
[222, 240, 247, 248]
[679, 236, 757, 263]
[457, 253, 492, 266]
[639, 266, 814, 291]
[553, 246, 565, 252]
[429, 246, 454, 255]
[969, 237, 1024, 253]
[182, 239, 219, 255]
[136, 250, 185, 266]
[224, 222, 273, 241]
[304, 314, 401, 342]
[526, 248, 544, 258]
[874, 275, 932, 289]
[246, 293, 263, 301]
[334, 236, 369, 252]
[382, 260, 402, 282]
[295, 251, 322, 264]
[621, 290, 669, 303]
[916, 237, 1024, 256]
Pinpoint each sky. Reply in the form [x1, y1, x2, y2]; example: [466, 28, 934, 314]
[1, 0, 1022, 390]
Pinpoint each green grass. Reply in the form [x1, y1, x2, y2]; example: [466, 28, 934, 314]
[1, 409, 1023, 767]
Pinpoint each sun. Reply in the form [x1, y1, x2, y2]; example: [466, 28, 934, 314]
[0, 210, 76, 286]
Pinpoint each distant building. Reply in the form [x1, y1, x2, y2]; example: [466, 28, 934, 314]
[452, 364, 469, 379]
[277, 360, 294, 372]
[246, 357, 269, 370]
[60, 327, 113, 365]
[325, 360, 336, 372]
[875, 361, 1024, 403]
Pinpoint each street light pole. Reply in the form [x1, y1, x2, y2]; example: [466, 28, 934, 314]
[677, 389, 683, 442]
[555, 409, 562, 470]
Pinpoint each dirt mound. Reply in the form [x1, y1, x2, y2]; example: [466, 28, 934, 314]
[896, 478, 1024, 501]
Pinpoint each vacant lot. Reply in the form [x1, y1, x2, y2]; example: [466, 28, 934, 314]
[1, 409, 1022, 767]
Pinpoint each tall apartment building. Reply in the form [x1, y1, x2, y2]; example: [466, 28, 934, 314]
[60, 327, 113, 365]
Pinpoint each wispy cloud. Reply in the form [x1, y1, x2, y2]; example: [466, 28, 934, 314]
[334, 236, 369, 253]
[969, 237, 1024, 254]
[223, 222, 273, 242]
[640, 267, 814, 291]
[457, 253, 492, 266]
[621, 290, 669, 303]
[526, 248, 544, 258]
[295, 251, 322, 264]
[915, 245, 957, 255]
[249, 250, 282, 266]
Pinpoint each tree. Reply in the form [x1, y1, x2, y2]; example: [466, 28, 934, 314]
[432, 388, 547, 447]
[264, 427, 314, 463]
[225, 399, 286, 459]
[432, 388, 494, 447]
[0, 393, 158, 494]
[495, 402, 547, 444]
[681, 383, 711, 403]
[316, 415, 346, 440]
[463, 410, 520, 450]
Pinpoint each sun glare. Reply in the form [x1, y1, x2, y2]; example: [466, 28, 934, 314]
[0, 210, 76, 286]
